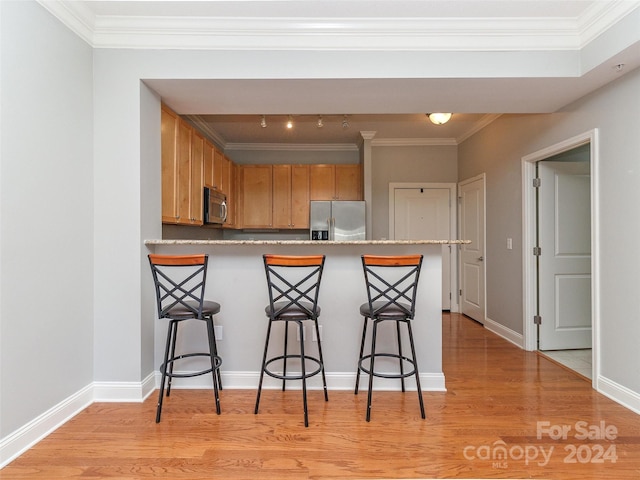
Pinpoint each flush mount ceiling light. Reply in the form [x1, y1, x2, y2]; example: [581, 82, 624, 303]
[260, 115, 267, 128]
[427, 113, 452, 125]
[286, 115, 293, 129]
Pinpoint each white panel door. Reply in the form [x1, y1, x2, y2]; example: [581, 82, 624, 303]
[394, 188, 451, 309]
[538, 161, 591, 350]
[459, 176, 485, 323]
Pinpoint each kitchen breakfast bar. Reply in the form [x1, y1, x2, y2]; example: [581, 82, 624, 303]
[144, 239, 467, 393]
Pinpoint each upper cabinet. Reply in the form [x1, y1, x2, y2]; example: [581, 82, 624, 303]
[240, 164, 310, 230]
[273, 164, 310, 229]
[161, 104, 203, 226]
[222, 154, 237, 228]
[162, 103, 361, 231]
[239, 164, 273, 228]
[162, 104, 238, 227]
[309, 164, 362, 201]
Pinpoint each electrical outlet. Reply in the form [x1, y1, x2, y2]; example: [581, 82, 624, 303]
[214, 325, 223, 341]
[312, 325, 323, 342]
[296, 325, 307, 341]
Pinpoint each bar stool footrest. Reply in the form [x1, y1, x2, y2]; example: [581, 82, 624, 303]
[358, 353, 417, 379]
[264, 354, 323, 380]
[161, 352, 222, 378]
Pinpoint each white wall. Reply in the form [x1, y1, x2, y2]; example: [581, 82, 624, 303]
[0, 1, 94, 436]
[458, 67, 640, 396]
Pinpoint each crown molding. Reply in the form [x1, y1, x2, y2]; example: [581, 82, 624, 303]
[371, 138, 457, 147]
[578, 1, 640, 47]
[225, 143, 359, 152]
[456, 114, 502, 144]
[37, 1, 640, 51]
[183, 115, 227, 149]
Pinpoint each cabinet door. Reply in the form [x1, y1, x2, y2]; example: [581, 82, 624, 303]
[241, 165, 273, 228]
[272, 165, 292, 228]
[176, 120, 192, 224]
[309, 164, 335, 200]
[161, 106, 179, 223]
[335, 164, 362, 200]
[222, 155, 236, 228]
[212, 148, 224, 191]
[291, 165, 310, 228]
[189, 131, 204, 225]
[203, 141, 214, 188]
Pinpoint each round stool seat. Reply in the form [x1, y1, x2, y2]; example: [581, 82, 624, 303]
[166, 300, 221, 319]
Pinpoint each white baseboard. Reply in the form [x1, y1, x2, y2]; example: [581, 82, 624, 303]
[596, 374, 640, 415]
[152, 370, 446, 391]
[93, 372, 156, 402]
[0, 384, 93, 468]
[483, 316, 524, 349]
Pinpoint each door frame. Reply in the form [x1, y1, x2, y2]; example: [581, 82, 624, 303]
[522, 129, 600, 387]
[389, 182, 458, 312]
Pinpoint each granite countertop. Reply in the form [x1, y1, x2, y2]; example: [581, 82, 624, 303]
[145, 239, 470, 246]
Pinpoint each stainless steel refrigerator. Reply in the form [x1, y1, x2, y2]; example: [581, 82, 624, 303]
[309, 201, 366, 241]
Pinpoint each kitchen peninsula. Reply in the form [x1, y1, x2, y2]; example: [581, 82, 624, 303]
[144, 239, 468, 393]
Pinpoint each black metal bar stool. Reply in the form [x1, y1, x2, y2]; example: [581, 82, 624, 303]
[355, 254, 425, 421]
[255, 254, 328, 427]
[148, 254, 222, 423]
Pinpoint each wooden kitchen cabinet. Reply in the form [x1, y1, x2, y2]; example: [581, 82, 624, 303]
[188, 130, 204, 225]
[291, 165, 310, 228]
[309, 164, 362, 201]
[309, 164, 335, 200]
[161, 105, 179, 223]
[161, 104, 204, 225]
[239, 165, 273, 228]
[335, 164, 362, 200]
[272, 164, 309, 229]
[222, 154, 236, 228]
[212, 147, 224, 191]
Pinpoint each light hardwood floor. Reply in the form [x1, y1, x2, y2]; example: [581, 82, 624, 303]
[3, 313, 640, 479]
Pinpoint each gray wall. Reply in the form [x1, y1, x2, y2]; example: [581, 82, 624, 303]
[0, 1, 94, 436]
[458, 67, 640, 393]
[371, 145, 458, 240]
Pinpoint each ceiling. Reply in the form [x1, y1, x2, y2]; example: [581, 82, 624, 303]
[40, 1, 640, 148]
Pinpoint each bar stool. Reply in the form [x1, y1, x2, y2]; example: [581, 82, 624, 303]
[355, 254, 425, 421]
[255, 254, 328, 427]
[148, 254, 222, 423]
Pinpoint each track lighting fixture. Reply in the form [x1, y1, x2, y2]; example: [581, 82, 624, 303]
[427, 113, 452, 125]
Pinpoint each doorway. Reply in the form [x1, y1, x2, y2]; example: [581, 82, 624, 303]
[389, 183, 457, 311]
[522, 130, 599, 385]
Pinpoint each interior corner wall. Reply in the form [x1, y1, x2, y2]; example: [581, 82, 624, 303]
[371, 145, 458, 240]
[458, 67, 640, 396]
[0, 1, 94, 437]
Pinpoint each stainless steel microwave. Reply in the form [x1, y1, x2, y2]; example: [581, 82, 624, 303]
[204, 187, 227, 224]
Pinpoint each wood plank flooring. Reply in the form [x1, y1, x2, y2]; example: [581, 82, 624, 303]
[3, 313, 640, 479]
